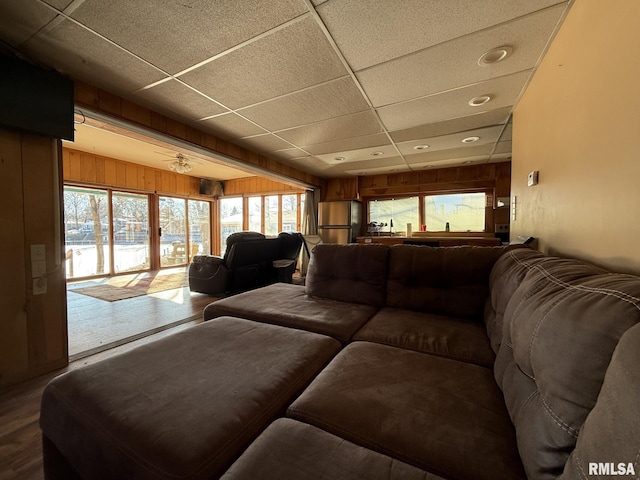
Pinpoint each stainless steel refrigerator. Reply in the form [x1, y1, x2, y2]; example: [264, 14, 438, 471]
[318, 200, 362, 244]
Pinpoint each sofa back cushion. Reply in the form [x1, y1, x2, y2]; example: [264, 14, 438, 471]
[386, 245, 512, 319]
[559, 322, 640, 479]
[494, 249, 640, 479]
[306, 243, 389, 307]
[485, 247, 544, 354]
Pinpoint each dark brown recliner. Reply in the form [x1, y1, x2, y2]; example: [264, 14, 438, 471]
[188, 231, 303, 295]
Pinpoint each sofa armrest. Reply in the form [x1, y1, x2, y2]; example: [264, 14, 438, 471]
[189, 255, 229, 295]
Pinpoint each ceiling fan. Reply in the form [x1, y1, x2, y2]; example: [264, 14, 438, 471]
[156, 152, 200, 174]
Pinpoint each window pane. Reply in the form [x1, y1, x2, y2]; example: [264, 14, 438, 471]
[63, 186, 110, 278]
[368, 197, 419, 234]
[282, 194, 297, 232]
[264, 195, 279, 236]
[188, 200, 210, 260]
[220, 197, 243, 254]
[247, 197, 262, 233]
[424, 192, 486, 232]
[159, 197, 187, 267]
[112, 192, 150, 273]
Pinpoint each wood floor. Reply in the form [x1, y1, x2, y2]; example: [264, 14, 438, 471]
[0, 319, 203, 480]
[67, 268, 215, 358]
[1, 268, 219, 479]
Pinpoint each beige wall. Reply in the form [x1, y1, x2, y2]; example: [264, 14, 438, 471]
[0, 129, 68, 387]
[512, 0, 640, 274]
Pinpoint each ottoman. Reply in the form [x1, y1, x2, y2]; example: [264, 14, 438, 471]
[40, 317, 341, 480]
[221, 418, 444, 480]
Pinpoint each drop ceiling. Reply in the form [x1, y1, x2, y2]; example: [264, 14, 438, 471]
[0, 0, 570, 179]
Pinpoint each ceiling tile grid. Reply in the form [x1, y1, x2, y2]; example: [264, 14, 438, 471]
[0, 0, 572, 178]
[178, 15, 347, 110]
[68, 0, 309, 74]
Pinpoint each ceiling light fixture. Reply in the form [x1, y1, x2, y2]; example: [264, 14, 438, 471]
[462, 136, 481, 144]
[478, 46, 513, 66]
[468, 95, 492, 107]
[334, 156, 346, 162]
[371, 151, 384, 156]
[168, 153, 193, 174]
[413, 145, 429, 150]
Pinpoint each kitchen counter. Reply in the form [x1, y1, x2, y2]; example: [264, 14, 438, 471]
[356, 235, 502, 247]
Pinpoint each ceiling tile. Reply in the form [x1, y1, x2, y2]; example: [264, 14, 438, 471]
[377, 69, 531, 132]
[236, 134, 293, 152]
[238, 76, 370, 132]
[398, 126, 504, 156]
[0, 0, 57, 47]
[277, 111, 383, 146]
[198, 113, 266, 140]
[389, 107, 512, 143]
[132, 80, 228, 122]
[499, 119, 513, 141]
[494, 140, 512, 154]
[315, 144, 397, 165]
[273, 148, 310, 159]
[358, 4, 567, 106]
[341, 157, 409, 176]
[21, 19, 166, 94]
[405, 144, 493, 165]
[70, 0, 308, 74]
[317, 0, 567, 70]
[302, 133, 390, 156]
[180, 16, 347, 109]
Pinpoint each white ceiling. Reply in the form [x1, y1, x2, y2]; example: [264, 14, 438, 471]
[0, 0, 570, 179]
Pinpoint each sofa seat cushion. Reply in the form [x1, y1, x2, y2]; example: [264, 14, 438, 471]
[287, 342, 525, 480]
[40, 317, 341, 480]
[354, 307, 495, 367]
[222, 418, 443, 480]
[204, 283, 378, 343]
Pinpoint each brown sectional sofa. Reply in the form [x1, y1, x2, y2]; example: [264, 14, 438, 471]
[40, 244, 640, 479]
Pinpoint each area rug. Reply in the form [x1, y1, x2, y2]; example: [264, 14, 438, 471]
[71, 272, 189, 301]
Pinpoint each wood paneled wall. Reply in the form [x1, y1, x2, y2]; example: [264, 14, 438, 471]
[74, 81, 324, 189]
[224, 177, 304, 196]
[63, 148, 303, 199]
[63, 148, 204, 196]
[323, 162, 512, 233]
[324, 163, 511, 201]
[1, 129, 68, 388]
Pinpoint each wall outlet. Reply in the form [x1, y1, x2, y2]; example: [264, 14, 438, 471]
[495, 224, 510, 233]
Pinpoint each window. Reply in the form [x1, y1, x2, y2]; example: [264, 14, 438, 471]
[424, 192, 486, 232]
[369, 197, 419, 233]
[219, 197, 243, 254]
[63, 186, 110, 278]
[281, 194, 298, 232]
[159, 196, 187, 267]
[112, 192, 150, 273]
[247, 196, 262, 232]
[264, 195, 279, 236]
[188, 200, 210, 260]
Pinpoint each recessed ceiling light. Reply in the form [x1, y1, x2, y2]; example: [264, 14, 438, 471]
[478, 46, 513, 66]
[371, 151, 384, 156]
[468, 95, 492, 107]
[413, 145, 429, 150]
[463, 160, 472, 164]
[334, 156, 346, 161]
[462, 136, 480, 144]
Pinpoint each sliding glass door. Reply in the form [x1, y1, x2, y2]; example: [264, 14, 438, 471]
[112, 192, 150, 273]
[63, 186, 110, 278]
[159, 196, 187, 267]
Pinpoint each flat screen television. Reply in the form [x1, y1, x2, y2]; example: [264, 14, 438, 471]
[0, 54, 74, 141]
